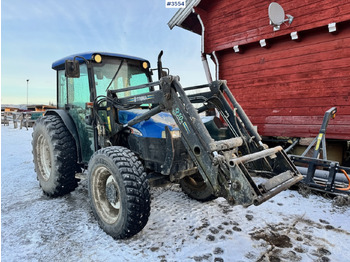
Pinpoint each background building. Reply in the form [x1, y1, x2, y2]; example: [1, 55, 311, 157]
[169, 0, 350, 164]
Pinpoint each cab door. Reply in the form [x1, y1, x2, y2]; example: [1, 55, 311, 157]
[58, 64, 95, 163]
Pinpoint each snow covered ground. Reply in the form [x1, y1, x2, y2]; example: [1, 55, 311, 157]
[1, 125, 350, 262]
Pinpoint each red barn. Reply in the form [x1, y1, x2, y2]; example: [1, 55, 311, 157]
[169, 0, 350, 164]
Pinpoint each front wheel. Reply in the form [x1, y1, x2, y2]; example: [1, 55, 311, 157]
[180, 172, 217, 202]
[88, 146, 150, 239]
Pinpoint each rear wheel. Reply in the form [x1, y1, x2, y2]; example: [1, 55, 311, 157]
[32, 115, 80, 197]
[180, 172, 217, 202]
[88, 146, 150, 239]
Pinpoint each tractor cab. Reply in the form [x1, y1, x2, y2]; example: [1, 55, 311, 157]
[51, 52, 171, 163]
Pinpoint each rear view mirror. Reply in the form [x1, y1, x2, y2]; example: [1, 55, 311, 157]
[65, 59, 80, 78]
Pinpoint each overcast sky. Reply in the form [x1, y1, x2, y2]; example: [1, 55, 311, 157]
[2, 0, 210, 105]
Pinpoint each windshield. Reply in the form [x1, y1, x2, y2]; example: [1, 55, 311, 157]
[94, 58, 150, 98]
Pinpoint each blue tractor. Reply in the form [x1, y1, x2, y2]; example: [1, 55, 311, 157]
[32, 51, 302, 239]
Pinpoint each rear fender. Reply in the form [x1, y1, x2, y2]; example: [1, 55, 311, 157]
[44, 109, 82, 163]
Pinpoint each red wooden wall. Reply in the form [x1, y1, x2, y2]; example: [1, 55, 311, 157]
[200, 0, 350, 53]
[193, 0, 350, 140]
[218, 25, 350, 139]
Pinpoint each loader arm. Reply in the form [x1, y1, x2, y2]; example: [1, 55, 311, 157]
[110, 75, 303, 206]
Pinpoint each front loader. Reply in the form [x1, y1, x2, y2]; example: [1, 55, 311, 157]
[32, 51, 302, 239]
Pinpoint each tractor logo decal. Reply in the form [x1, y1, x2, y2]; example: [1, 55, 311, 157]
[173, 107, 190, 134]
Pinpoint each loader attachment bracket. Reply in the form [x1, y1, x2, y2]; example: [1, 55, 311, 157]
[226, 146, 303, 206]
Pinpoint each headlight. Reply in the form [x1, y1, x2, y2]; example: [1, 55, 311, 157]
[142, 61, 149, 70]
[130, 127, 143, 136]
[93, 54, 102, 63]
[161, 130, 181, 139]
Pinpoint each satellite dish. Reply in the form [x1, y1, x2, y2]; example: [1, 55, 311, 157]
[268, 2, 285, 26]
[268, 2, 294, 30]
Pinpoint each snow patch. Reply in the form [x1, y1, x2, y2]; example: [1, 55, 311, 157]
[2, 126, 350, 261]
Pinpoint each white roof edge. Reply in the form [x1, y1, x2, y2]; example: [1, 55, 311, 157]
[167, 0, 202, 29]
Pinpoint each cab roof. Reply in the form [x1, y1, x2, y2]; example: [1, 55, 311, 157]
[52, 52, 148, 70]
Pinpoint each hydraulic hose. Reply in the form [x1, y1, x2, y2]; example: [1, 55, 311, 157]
[336, 169, 350, 191]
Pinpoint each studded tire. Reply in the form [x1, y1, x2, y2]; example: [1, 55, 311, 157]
[180, 172, 217, 202]
[32, 115, 80, 197]
[88, 146, 151, 239]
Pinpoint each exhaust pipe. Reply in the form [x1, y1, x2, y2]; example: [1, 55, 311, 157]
[157, 50, 164, 80]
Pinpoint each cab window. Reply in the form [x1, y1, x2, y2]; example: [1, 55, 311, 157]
[67, 64, 90, 106]
[94, 59, 149, 98]
[57, 70, 67, 109]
